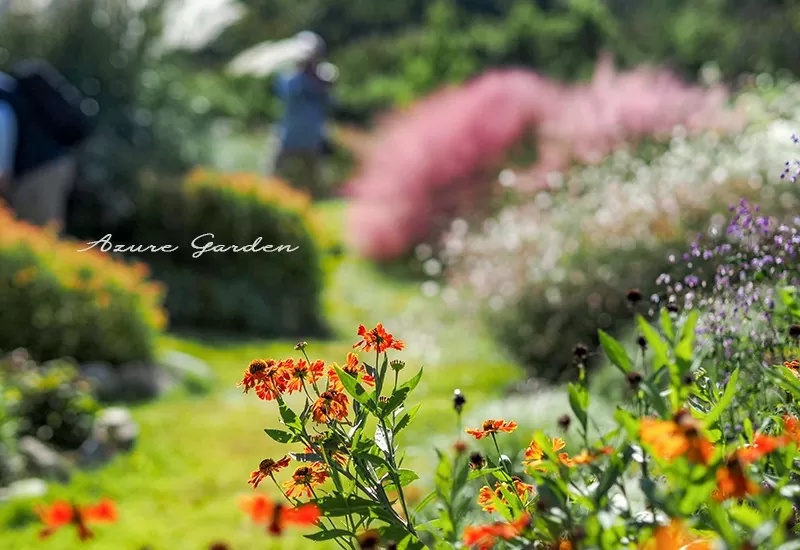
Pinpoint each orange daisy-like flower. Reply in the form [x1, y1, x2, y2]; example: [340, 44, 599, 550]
[328, 352, 376, 392]
[547, 540, 574, 550]
[734, 433, 788, 464]
[240, 494, 321, 535]
[353, 323, 405, 353]
[477, 479, 535, 513]
[462, 513, 531, 550]
[569, 446, 615, 466]
[523, 437, 572, 470]
[239, 359, 289, 401]
[639, 519, 715, 549]
[285, 359, 326, 394]
[248, 456, 291, 489]
[311, 390, 350, 424]
[303, 444, 348, 467]
[34, 499, 118, 541]
[783, 360, 800, 378]
[283, 464, 330, 499]
[783, 415, 800, 445]
[639, 410, 714, 465]
[712, 455, 760, 502]
[466, 419, 518, 440]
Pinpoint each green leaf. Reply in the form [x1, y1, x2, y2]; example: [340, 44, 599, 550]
[413, 490, 437, 515]
[333, 366, 375, 411]
[278, 399, 303, 431]
[743, 417, 754, 441]
[593, 451, 631, 507]
[396, 468, 420, 487]
[263, 428, 296, 443]
[434, 449, 453, 505]
[660, 308, 675, 341]
[381, 366, 423, 417]
[704, 367, 739, 428]
[729, 505, 765, 530]
[675, 310, 698, 371]
[598, 330, 633, 374]
[305, 529, 353, 541]
[375, 424, 393, 457]
[638, 316, 669, 370]
[467, 467, 502, 481]
[313, 494, 390, 518]
[395, 403, 421, 434]
[568, 382, 589, 430]
[707, 502, 740, 547]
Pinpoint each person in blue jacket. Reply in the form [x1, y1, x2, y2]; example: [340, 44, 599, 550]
[269, 32, 336, 196]
[0, 69, 77, 230]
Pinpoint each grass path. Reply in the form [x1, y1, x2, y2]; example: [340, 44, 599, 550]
[0, 201, 522, 550]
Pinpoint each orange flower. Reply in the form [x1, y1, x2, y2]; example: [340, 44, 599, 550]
[462, 514, 530, 550]
[783, 415, 800, 445]
[34, 499, 118, 541]
[248, 456, 291, 489]
[238, 359, 288, 401]
[477, 479, 535, 513]
[303, 443, 348, 467]
[328, 352, 376, 392]
[639, 519, 715, 549]
[547, 540, 574, 550]
[466, 420, 518, 440]
[784, 360, 800, 378]
[283, 464, 330, 499]
[712, 456, 760, 502]
[523, 437, 572, 470]
[353, 323, 405, 353]
[311, 390, 350, 423]
[639, 410, 714, 465]
[240, 494, 321, 535]
[735, 433, 787, 464]
[570, 446, 614, 466]
[285, 359, 325, 394]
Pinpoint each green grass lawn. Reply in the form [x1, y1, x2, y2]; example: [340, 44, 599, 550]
[0, 200, 522, 550]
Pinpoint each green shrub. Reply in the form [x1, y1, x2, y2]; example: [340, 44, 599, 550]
[123, 169, 326, 336]
[0, 206, 166, 366]
[2, 354, 99, 452]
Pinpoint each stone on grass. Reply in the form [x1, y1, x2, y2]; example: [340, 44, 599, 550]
[17, 436, 71, 483]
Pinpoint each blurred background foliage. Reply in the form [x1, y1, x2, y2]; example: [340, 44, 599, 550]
[2, 0, 800, 547]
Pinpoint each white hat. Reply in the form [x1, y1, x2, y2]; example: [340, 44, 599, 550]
[295, 31, 326, 59]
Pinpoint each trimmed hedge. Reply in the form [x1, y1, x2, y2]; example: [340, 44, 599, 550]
[0, 205, 165, 366]
[124, 169, 326, 336]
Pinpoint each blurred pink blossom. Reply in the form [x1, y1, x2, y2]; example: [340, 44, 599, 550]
[346, 54, 743, 261]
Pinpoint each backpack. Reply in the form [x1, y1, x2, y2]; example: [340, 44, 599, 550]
[11, 59, 95, 147]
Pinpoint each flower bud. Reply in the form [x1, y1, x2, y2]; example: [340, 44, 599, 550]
[294, 341, 308, 351]
[357, 529, 381, 550]
[790, 324, 800, 339]
[572, 343, 589, 364]
[390, 359, 405, 371]
[469, 452, 485, 470]
[626, 371, 643, 389]
[626, 288, 643, 305]
[558, 414, 571, 431]
[453, 389, 466, 414]
[636, 335, 647, 350]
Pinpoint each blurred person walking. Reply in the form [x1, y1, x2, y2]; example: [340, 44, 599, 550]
[267, 31, 337, 197]
[0, 60, 93, 231]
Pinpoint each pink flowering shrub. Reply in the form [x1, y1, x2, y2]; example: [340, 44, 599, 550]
[345, 54, 742, 261]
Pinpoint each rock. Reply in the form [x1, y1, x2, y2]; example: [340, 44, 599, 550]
[159, 350, 213, 381]
[17, 437, 71, 483]
[77, 407, 139, 469]
[117, 363, 175, 401]
[79, 362, 123, 402]
[0, 478, 48, 502]
[93, 407, 139, 452]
